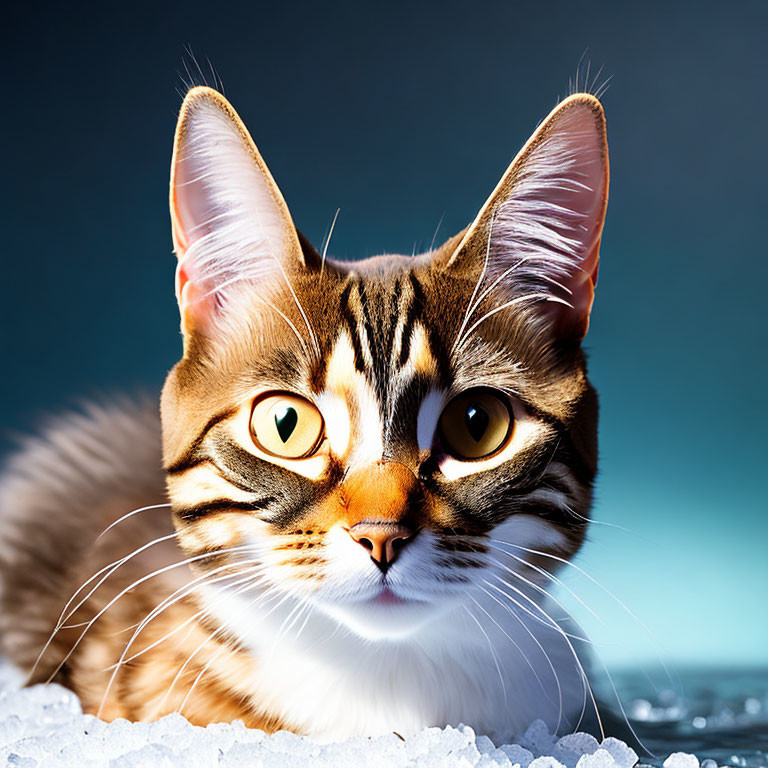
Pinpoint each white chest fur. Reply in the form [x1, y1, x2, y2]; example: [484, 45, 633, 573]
[202, 583, 591, 743]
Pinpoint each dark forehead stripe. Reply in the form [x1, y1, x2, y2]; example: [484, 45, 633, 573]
[337, 274, 409, 400]
[338, 281, 366, 373]
[334, 270, 454, 458]
[355, 277, 401, 405]
[401, 272, 451, 385]
[397, 272, 421, 367]
[341, 270, 448, 395]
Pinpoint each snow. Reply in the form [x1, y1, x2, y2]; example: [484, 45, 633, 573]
[0, 660, 708, 768]
[663, 755, 700, 768]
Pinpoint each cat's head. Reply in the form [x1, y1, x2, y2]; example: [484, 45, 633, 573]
[161, 87, 608, 641]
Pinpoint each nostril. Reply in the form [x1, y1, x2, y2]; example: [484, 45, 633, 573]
[348, 523, 415, 571]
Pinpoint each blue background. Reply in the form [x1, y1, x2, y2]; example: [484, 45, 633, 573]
[2, 1, 766, 668]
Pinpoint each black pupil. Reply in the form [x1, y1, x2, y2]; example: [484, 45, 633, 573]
[465, 403, 489, 443]
[274, 406, 298, 443]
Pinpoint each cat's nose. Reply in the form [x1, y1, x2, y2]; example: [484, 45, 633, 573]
[340, 461, 421, 572]
[348, 522, 415, 573]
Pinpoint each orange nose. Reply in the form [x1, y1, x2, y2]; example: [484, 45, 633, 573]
[348, 522, 414, 572]
[341, 461, 419, 573]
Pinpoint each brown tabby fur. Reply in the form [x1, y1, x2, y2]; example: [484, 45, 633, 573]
[0, 87, 606, 735]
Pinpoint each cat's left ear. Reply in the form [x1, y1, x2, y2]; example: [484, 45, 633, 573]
[443, 94, 609, 341]
[170, 86, 306, 337]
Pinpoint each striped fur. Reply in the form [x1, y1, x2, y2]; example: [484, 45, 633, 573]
[0, 87, 609, 743]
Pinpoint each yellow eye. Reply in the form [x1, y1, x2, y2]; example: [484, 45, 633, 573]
[250, 392, 324, 459]
[438, 389, 513, 460]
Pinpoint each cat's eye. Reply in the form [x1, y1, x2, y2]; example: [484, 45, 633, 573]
[250, 392, 325, 459]
[438, 389, 514, 460]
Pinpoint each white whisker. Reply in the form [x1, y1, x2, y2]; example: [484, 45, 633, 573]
[451, 211, 495, 356]
[470, 592, 551, 702]
[474, 586, 562, 728]
[456, 293, 572, 353]
[96, 557, 267, 716]
[149, 577, 277, 718]
[483, 575, 598, 735]
[462, 605, 507, 704]
[489, 542, 603, 625]
[29, 532, 180, 682]
[320, 208, 340, 277]
[96, 503, 172, 542]
[491, 539, 654, 637]
[47, 545, 254, 686]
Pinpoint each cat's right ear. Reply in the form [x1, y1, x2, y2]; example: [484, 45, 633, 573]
[170, 87, 305, 338]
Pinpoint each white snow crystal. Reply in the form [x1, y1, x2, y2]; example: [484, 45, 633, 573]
[558, 732, 601, 753]
[522, 720, 557, 755]
[528, 757, 567, 768]
[553, 732, 600, 767]
[500, 742, 536, 767]
[575, 748, 620, 768]
[0, 658, 728, 768]
[598, 737, 638, 768]
[663, 753, 700, 768]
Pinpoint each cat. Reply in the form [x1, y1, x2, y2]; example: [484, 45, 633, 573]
[0, 85, 609, 744]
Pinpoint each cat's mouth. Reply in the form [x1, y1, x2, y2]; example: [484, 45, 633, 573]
[333, 583, 427, 608]
[370, 587, 407, 606]
[312, 582, 442, 640]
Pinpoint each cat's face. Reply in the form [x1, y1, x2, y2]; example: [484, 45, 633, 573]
[161, 87, 608, 641]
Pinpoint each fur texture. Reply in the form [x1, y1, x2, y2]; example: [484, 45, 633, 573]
[0, 87, 609, 743]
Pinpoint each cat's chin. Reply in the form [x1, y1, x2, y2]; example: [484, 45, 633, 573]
[316, 590, 446, 641]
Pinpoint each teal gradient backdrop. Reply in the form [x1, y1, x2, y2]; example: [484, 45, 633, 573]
[2, 1, 766, 668]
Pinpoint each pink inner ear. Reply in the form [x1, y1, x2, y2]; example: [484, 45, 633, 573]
[171, 159, 210, 254]
[489, 99, 608, 340]
[171, 167, 219, 335]
[170, 146, 221, 321]
[550, 238, 601, 339]
[174, 261, 218, 336]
